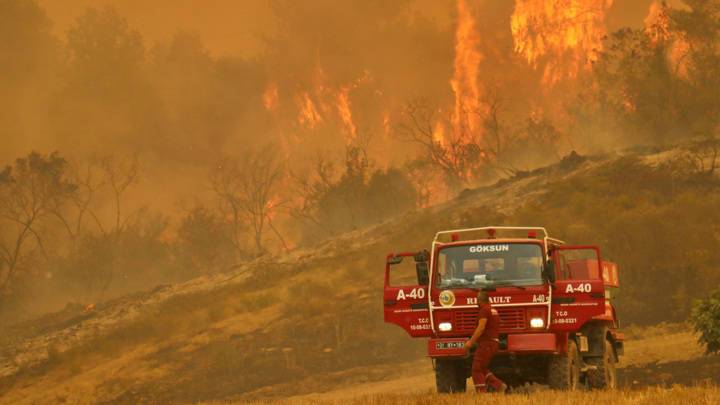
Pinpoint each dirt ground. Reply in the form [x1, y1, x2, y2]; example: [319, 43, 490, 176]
[272, 386, 720, 405]
[256, 327, 720, 403]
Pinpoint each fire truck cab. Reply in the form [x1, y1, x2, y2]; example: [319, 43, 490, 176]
[383, 226, 623, 392]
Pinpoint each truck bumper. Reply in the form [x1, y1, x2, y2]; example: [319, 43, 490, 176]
[428, 334, 558, 358]
[507, 333, 557, 352]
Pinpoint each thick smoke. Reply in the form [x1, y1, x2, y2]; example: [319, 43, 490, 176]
[2, 0, 713, 320]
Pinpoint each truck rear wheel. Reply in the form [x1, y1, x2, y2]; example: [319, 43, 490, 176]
[587, 339, 617, 389]
[435, 358, 467, 393]
[548, 340, 581, 390]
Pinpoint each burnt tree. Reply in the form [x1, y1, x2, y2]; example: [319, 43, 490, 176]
[210, 146, 285, 256]
[0, 152, 75, 293]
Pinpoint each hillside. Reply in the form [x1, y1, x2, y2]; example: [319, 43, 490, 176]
[1, 143, 720, 403]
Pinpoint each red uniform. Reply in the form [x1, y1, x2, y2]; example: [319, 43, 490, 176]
[471, 303, 505, 393]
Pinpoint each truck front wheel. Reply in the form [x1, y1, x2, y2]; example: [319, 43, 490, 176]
[587, 339, 617, 389]
[435, 358, 467, 393]
[548, 340, 581, 390]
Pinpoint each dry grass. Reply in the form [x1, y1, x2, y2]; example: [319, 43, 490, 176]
[268, 386, 719, 405]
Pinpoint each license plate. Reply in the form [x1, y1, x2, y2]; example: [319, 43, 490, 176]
[435, 341, 464, 350]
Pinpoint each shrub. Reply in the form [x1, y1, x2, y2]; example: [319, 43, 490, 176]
[690, 288, 720, 354]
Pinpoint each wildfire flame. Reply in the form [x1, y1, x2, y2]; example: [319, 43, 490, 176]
[433, 121, 447, 147]
[644, 0, 669, 44]
[511, 0, 614, 86]
[265, 196, 282, 222]
[296, 92, 322, 129]
[450, 0, 484, 138]
[337, 86, 357, 143]
[288, 63, 363, 144]
[262, 83, 278, 111]
[382, 111, 391, 139]
[643, 1, 689, 79]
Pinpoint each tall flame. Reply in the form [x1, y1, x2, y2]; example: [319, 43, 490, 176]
[451, 0, 483, 137]
[644, 0, 669, 44]
[297, 92, 322, 129]
[291, 64, 364, 144]
[337, 86, 357, 143]
[511, 0, 613, 86]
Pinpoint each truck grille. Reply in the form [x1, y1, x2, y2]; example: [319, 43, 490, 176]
[449, 307, 528, 334]
[453, 310, 479, 333]
[498, 308, 526, 330]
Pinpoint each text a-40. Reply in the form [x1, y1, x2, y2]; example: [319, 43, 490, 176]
[564, 283, 592, 293]
[396, 287, 426, 300]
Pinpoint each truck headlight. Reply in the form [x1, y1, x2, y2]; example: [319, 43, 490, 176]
[530, 318, 545, 328]
[438, 322, 453, 331]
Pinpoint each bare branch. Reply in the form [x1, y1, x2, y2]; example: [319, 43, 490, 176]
[0, 152, 75, 291]
[210, 145, 286, 256]
[100, 154, 139, 233]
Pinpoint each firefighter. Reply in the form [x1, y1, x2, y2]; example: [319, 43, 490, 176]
[463, 290, 507, 393]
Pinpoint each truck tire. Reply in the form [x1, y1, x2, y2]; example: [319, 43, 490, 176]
[587, 339, 617, 389]
[548, 340, 581, 390]
[435, 358, 467, 393]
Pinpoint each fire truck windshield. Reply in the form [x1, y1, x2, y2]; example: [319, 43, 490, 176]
[435, 243, 544, 289]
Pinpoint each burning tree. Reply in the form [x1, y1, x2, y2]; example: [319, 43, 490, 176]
[210, 146, 286, 256]
[398, 99, 488, 193]
[511, 0, 613, 86]
[580, 0, 720, 146]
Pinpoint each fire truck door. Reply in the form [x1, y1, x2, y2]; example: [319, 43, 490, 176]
[550, 246, 607, 331]
[383, 252, 432, 337]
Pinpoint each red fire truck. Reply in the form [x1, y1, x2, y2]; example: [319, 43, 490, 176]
[383, 227, 623, 392]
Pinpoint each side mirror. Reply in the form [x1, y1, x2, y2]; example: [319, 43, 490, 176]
[414, 250, 430, 285]
[543, 260, 556, 284]
[414, 250, 430, 263]
[416, 262, 429, 286]
[387, 255, 403, 265]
